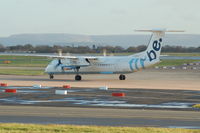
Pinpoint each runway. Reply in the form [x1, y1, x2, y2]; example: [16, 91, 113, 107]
[0, 105, 199, 128]
[0, 69, 199, 128]
[0, 86, 200, 110]
[0, 69, 199, 90]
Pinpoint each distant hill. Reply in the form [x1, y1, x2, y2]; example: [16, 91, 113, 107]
[0, 34, 92, 46]
[0, 33, 200, 48]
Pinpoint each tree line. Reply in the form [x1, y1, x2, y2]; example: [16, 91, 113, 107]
[0, 44, 199, 53]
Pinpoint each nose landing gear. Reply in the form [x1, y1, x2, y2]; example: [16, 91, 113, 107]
[119, 74, 126, 80]
[49, 74, 54, 79]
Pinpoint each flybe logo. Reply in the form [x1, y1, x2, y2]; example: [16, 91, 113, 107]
[147, 38, 162, 62]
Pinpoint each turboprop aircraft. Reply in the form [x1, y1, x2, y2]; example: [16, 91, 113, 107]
[0, 29, 183, 81]
[44, 29, 183, 81]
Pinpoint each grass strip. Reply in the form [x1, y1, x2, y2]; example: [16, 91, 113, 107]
[0, 123, 199, 133]
[157, 60, 200, 67]
[192, 104, 200, 109]
[162, 53, 200, 56]
[0, 69, 45, 75]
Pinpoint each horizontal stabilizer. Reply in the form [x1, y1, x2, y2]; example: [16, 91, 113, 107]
[135, 28, 184, 32]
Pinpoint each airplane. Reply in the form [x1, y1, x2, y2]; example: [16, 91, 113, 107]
[0, 29, 183, 81]
[44, 28, 183, 81]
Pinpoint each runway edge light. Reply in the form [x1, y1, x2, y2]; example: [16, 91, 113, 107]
[63, 85, 71, 89]
[4, 89, 17, 93]
[99, 86, 108, 90]
[55, 90, 68, 95]
[0, 83, 8, 87]
[112, 92, 125, 97]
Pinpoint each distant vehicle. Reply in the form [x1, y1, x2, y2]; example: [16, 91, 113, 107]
[44, 29, 183, 80]
[1, 29, 183, 81]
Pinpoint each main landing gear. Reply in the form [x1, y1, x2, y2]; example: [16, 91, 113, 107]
[75, 74, 82, 81]
[49, 74, 54, 79]
[119, 74, 126, 80]
[75, 66, 82, 81]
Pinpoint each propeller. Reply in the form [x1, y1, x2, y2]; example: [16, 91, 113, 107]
[102, 49, 115, 56]
[55, 58, 62, 68]
[103, 49, 107, 56]
[58, 59, 62, 65]
[57, 49, 62, 56]
[54, 49, 63, 69]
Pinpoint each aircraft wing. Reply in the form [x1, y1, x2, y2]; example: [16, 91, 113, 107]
[0, 52, 100, 64]
[0, 53, 78, 59]
[54, 56, 99, 69]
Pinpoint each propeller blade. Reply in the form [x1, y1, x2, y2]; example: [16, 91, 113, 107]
[55, 59, 62, 68]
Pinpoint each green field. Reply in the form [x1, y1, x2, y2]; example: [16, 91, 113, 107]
[0, 69, 44, 75]
[0, 55, 50, 67]
[158, 59, 200, 67]
[0, 123, 199, 133]
[0, 55, 48, 75]
[162, 53, 200, 56]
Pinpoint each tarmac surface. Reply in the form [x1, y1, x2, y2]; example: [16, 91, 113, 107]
[0, 69, 199, 90]
[0, 105, 200, 128]
[0, 86, 200, 110]
[0, 69, 199, 128]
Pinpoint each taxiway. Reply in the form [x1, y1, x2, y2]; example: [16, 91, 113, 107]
[0, 69, 199, 90]
[0, 105, 200, 128]
[0, 69, 199, 128]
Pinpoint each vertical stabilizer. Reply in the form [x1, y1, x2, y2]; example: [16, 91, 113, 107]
[134, 29, 184, 67]
[142, 29, 166, 63]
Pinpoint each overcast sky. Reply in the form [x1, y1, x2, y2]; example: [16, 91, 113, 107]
[0, 0, 199, 36]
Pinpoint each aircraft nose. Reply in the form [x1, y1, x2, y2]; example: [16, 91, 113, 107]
[45, 65, 51, 73]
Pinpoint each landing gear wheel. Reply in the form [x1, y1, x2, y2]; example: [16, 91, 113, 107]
[119, 74, 126, 80]
[75, 75, 82, 81]
[49, 74, 54, 79]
